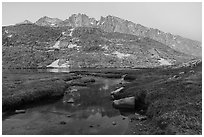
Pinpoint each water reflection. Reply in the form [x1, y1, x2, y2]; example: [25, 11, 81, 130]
[3, 68, 140, 74]
[100, 79, 111, 90]
[46, 68, 70, 73]
[2, 77, 129, 135]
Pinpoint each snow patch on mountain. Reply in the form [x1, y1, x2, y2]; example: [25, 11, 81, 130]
[45, 49, 54, 52]
[69, 28, 74, 36]
[68, 44, 77, 48]
[47, 59, 70, 68]
[7, 34, 12, 38]
[104, 53, 110, 56]
[47, 59, 60, 68]
[53, 41, 60, 49]
[97, 21, 100, 25]
[158, 58, 171, 65]
[112, 51, 131, 59]
[102, 45, 108, 50]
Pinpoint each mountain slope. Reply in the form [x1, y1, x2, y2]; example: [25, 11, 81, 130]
[2, 24, 197, 69]
[98, 15, 202, 57]
[32, 14, 201, 57]
[2, 24, 62, 68]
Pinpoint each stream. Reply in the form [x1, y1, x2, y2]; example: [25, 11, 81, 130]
[2, 73, 131, 135]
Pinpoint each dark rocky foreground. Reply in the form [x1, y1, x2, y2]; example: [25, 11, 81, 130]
[2, 61, 202, 135]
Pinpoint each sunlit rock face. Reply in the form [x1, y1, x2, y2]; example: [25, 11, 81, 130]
[32, 14, 201, 58]
[96, 15, 201, 57]
[35, 16, 63, 27]
[61, 13, 98, 27]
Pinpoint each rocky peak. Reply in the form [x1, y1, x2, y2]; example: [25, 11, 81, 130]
[35, 16, 63, 27]
[33, 13, 202, 57]
[96, 15, 201, 57]
[41, 16, 49, 19]
[62, 13, 97, 27]
[98, 15, 134, 34]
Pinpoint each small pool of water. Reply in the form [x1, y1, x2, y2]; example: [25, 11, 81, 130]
[2, 77, 130, 135]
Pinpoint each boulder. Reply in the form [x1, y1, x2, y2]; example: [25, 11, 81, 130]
[110, 95, 115, 100]
[67, 98, 74, 103]
[113, 96, 135, 109]
[173, 75, 179, 79]
[122, 117, 126, 120]
[113, 89, 148, 113]
[111, 87, 124, 96]
[70, 89, 78, 92]
[189, 70, 195, 73]
[179, 72, 185, 75]
[112, 121, 117, 125]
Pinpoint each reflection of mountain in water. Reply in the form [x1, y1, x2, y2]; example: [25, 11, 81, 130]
[52, 80, 123, 118]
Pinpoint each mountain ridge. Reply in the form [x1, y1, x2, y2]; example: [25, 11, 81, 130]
[2, 13, 201, 69]
[25, 13, 201, 57]
[35, 16, 63, 27]
[14, 14, 201, 41]
[2, 24, 197, 69]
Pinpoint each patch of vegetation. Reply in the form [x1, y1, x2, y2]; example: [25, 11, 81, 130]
[114, 62, 202, 134]
[82, 45, 104, 52]
[2, 71, 81, 111]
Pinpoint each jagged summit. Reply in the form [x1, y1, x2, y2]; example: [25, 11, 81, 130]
[35, 16, 63, 27]
[5, 13, 202, 57]
[61, 13, 97, 27]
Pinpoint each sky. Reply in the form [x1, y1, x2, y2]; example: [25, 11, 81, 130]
[2, 2, 202, 42]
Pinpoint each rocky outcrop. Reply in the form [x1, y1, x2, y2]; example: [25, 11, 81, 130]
[32, 14, 201, 57]
[174, 59, 202, 68]
[35, 16, 63, 27]
[113, 96, 135, 109]
[97, 15, 202, 57]
[60, 13, 97, 27]
[111, 87, 125, 99]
